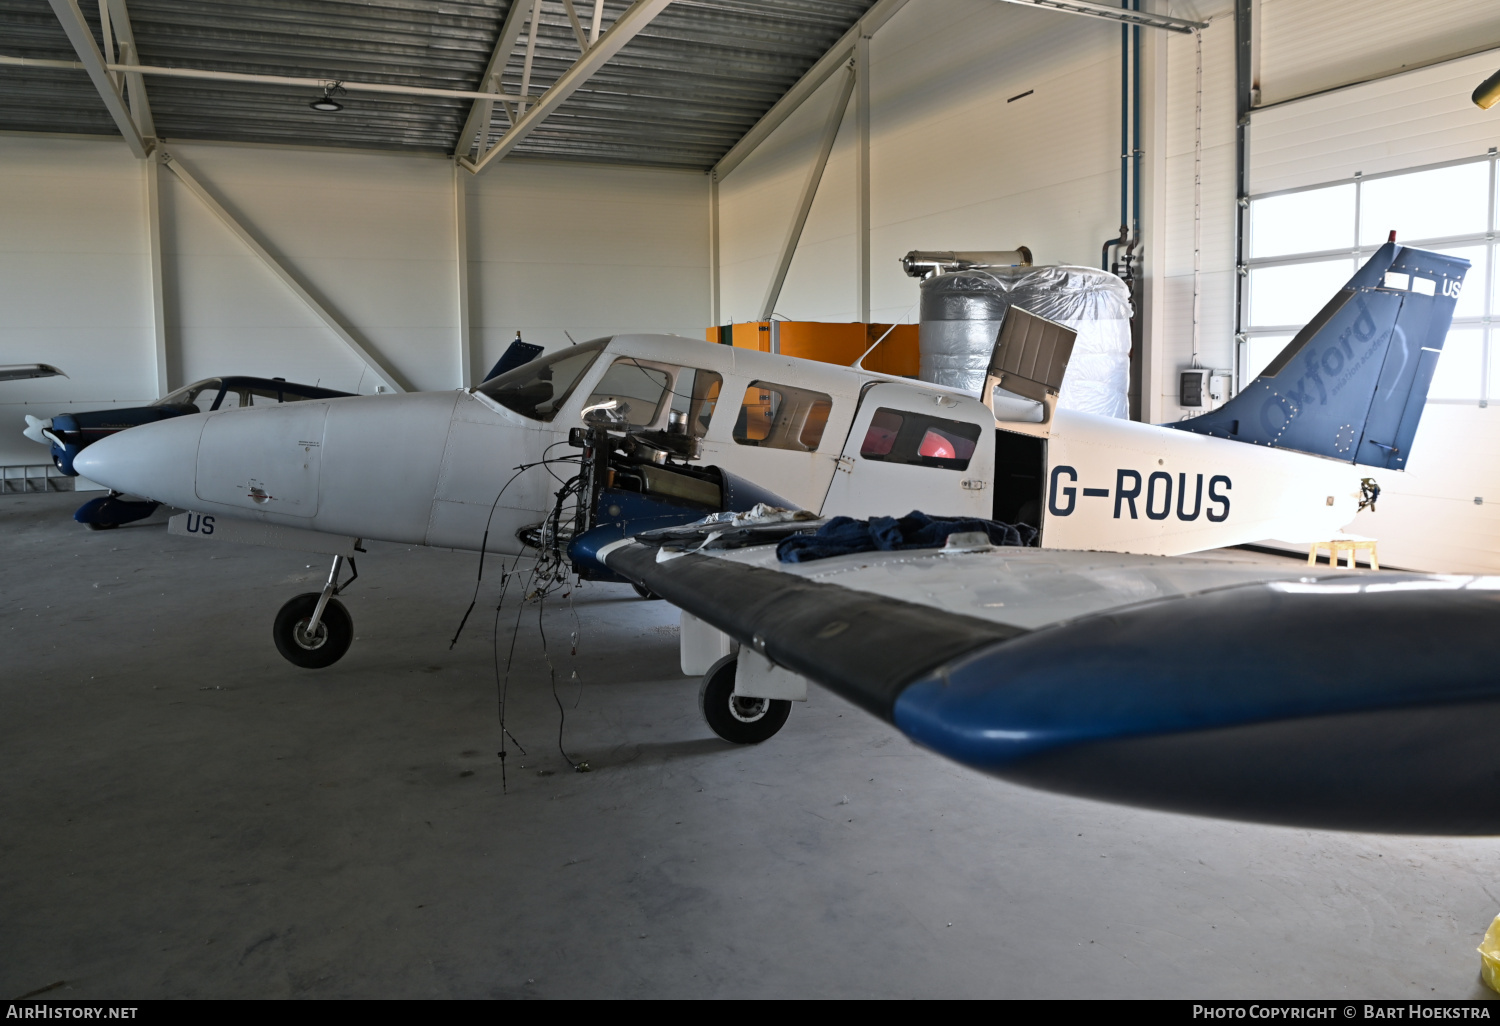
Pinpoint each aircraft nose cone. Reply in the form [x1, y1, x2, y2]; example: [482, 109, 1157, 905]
[73, 416, 204, 504]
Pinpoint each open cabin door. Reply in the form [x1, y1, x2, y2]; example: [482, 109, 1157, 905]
[820, 382, 994, 520]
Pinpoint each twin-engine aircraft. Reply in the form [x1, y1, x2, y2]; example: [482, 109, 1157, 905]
[74, 242, 1464, 681]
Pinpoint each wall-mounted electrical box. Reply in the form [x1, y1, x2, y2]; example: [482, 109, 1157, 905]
[1180, 368, 1233, 410]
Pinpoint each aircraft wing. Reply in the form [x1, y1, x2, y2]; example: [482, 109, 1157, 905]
[600, 529, 1500, 834]
[0, 363, 66, 382]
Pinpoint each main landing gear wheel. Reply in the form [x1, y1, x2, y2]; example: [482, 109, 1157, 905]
[273, 593, 353, 668]
[699, 654, 790, 745]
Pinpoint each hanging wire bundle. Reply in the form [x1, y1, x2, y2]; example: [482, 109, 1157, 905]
[448, 450, 597, 791]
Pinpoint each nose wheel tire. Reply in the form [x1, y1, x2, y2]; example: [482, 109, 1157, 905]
[273, 593, 353, 668]
[699, 654, 790, 744]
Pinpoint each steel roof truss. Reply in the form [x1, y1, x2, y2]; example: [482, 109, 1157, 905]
[561, 0, 589, 52]
[714, 0, 907, 181]
[456, 0, 536, 161]
[105, 0, 154, 141]
[46, 0, 147, 157]
[462, 0, 676, 175]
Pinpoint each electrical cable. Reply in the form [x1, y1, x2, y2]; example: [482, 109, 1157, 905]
[448, 455, 583, 650]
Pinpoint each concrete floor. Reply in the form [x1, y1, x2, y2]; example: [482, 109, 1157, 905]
[2, 490, 1498, 1000]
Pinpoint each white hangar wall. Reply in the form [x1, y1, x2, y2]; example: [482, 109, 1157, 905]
[0, 136, 157, 469]
[0, 133, 709, 468]
[716, 0, 1139, 329]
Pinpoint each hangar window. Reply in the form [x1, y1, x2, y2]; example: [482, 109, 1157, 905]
[478, 340, 605, 421]
[1245, 155, 1496, 403]
[859, 408, 980, 471]
[733, 382, 833, 451]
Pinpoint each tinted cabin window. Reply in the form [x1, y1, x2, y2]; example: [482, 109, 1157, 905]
[859, 407, 981, 471]
[732, 381, 833, 451]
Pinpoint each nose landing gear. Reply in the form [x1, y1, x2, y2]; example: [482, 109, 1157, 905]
[273, 553, 358, 668]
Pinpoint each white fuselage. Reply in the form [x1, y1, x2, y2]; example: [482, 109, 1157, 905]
[75, 333, 1367, 558]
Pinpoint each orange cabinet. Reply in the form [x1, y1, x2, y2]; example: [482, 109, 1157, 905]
[705, 322, 919, 378]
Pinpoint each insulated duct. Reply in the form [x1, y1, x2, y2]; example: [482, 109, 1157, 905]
[918, 266, 1133, 420]
[902, 249, 1033, 279]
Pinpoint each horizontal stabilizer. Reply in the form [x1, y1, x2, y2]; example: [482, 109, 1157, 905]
[1171, 244, 1469, 469]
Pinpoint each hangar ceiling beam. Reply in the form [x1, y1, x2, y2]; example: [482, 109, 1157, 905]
[991, 0, 1205, 34]
[713, 0, 909, 182]
[0, 55, 524, 104]
[105, 0, 155, 140]
[561, 0, 589, 52]
[455, 0, 539, 160]
[460, 0, 675, 174]
[45, 0, 148, 157]
[160, 151, 413, 394]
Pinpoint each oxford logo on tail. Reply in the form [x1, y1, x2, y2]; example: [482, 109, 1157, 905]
[1049, 466, 1230, 522]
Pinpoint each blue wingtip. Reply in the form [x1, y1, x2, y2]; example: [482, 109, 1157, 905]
[888, 577, 1500, 832]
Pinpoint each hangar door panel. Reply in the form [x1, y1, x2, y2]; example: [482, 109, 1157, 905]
[196, 404, 328, 517]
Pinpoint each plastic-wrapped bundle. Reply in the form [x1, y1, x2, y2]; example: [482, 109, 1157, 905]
[918, 266, 1133, 419]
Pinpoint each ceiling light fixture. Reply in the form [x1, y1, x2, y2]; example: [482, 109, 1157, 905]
[1475, 68, 1500, 110]
[310, 82, 345, 112]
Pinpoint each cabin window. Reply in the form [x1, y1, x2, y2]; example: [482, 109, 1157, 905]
[583, 358, 672, 427]
[156, 378, 224, 413]
[732, 381, 833, 451]
[669, 368, 723, 438]
[580, 359, 722, 434]
[859, 408, 980, 471]
[478, 339, 605, 421]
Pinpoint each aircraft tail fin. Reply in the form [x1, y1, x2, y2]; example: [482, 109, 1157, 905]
[479, 336, 544, 386]
[1171, 243, 1469, 469]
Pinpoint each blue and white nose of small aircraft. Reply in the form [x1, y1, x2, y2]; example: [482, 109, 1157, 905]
[74, 411, 202, 504]
[73, 391, 496, 547]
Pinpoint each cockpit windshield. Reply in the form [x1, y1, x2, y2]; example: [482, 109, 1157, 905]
[153, 378, 224, 413]
[476, 340, 607, 421]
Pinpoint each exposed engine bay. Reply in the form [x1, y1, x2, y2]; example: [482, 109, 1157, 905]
[520, 419, 790, 585]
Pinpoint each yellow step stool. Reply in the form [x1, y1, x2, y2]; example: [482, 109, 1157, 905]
[1308, 536, 1379, 570]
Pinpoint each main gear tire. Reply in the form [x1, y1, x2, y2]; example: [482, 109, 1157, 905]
[273, 593, 353, 669]
[699, 654, 790, 744]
